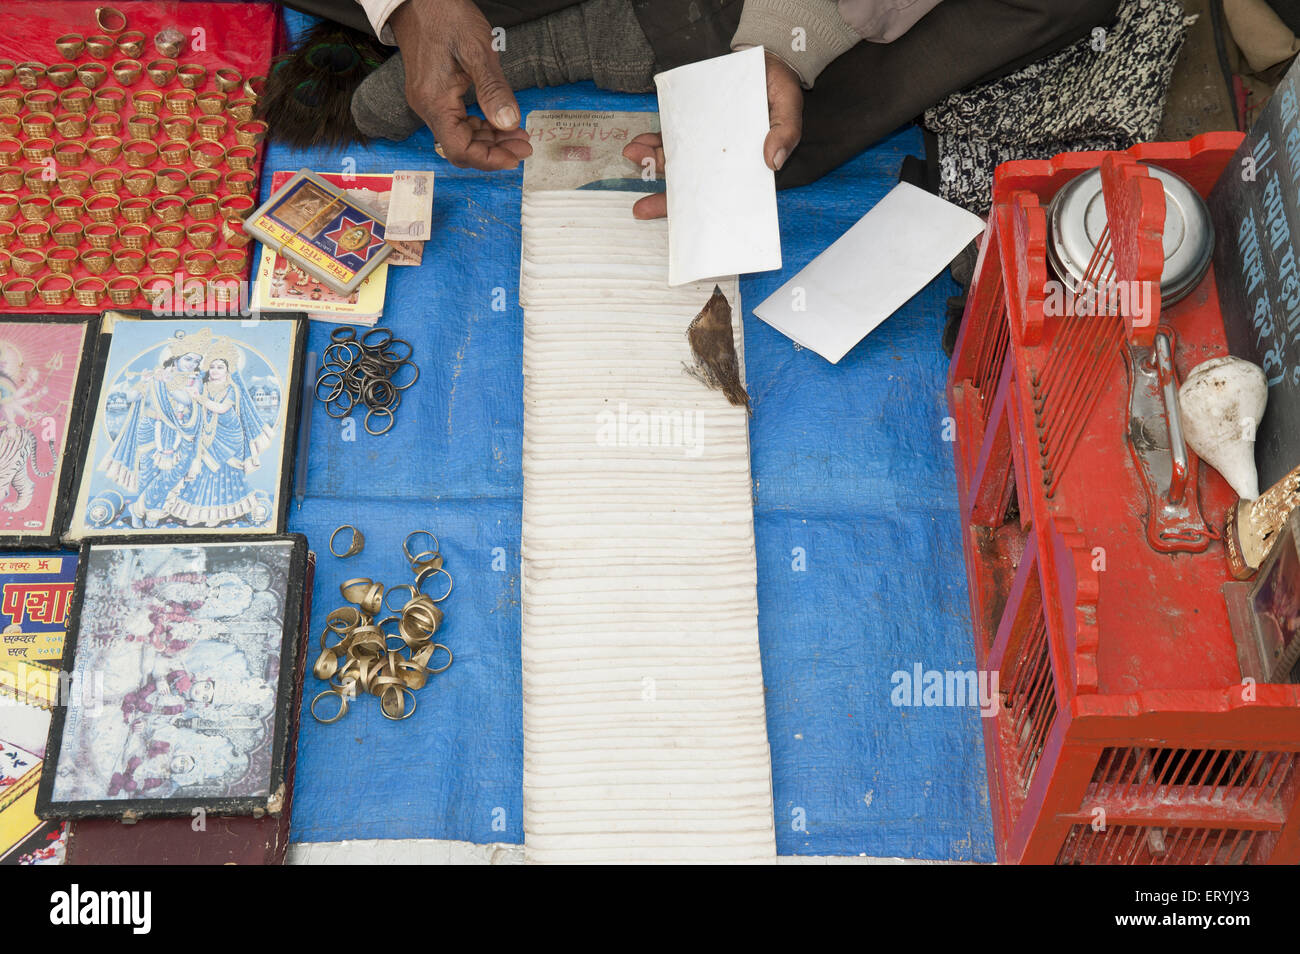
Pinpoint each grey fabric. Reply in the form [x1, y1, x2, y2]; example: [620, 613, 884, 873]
[351, 0, 654, 141]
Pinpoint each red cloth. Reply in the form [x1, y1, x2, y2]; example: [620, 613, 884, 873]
[0, 0, 280, 314]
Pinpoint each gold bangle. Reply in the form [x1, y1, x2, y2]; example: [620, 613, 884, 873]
[119, 196, 151, 224]
[44, 63, 76, 88]
[151, 222, 184, 247]
[36, 274, 73, 306]
[54, 33, 85, 59]
[112, 58, 142, 85]
[145, 58, 177, 87]
[52, 220, 84, 246]
[182, 249, 216, 276]
[163, 88, 195, 116]
[154, 28, 184, 59]
[189, 141, 226, 170]
[22, 168, 53, 195]
[187, 168, 219, 195]
[45, 246, 77, 275]
[52, 141, 86, 168]
[123, 169, 155, 197]
[87, 135, 122, 166]
[106, 276, 140, 306]
[112, 248, 145, 274]
[17, 221, 50, 248]
[96, 6, 128, 34]
[21, 138, 54, 162]
[73, 276, 106, 307]
[130, 89, 162, 115]
[116, 30, 146, 58]
[176, 63, 206, 89]
[54, 112, 89, 137]
[123, 138, 158, 168]
[85, 34, 115, 58]
[155, 167, 188, 194]
[214, 67, 242, 94]
[52, 195, 85, 222]
[196, 114, 226, 141]
[185, 222, 218, 248]
[81, 248, 112, 275]
[10, 249, 46, 277]
[18, 195, 51, 222]
[85, 222, 118, 249]
[89, 167, 123, 194]
[88, 112, 122, 137]
[2, 278, 36, 308]
[58, 87, 92, 115]
[76, 63, 108, 88]
[151, 196, 186, 225]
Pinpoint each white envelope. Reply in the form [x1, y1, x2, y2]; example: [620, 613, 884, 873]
[753, 182, 985, 363]
[655, 47, 782, 287]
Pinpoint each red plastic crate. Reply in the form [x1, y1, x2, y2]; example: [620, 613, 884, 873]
[948, 132, 1300, 864]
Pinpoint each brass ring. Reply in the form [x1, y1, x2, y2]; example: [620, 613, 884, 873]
[76, 63, 108, 89]
[310, 688, 349, 724]
[53, 220, 84, 246]
[131, 89, 162, 115]
[55, 34, 86, 59]
[44, 64, 76, 88]
[196, 91, 227, 116]
[196, 114, 227, 141]
[85, 35, 115, 58]
[14, 63, 44, 90]
[21, 138, 54, 162]
[415, 566, 453, 603]
[36, 274, 73, 306]
[113, 248, 146, 275]
[123, 138, 158, 168]
[47, 248, 77, 275]
[93, 87, 127, 113]
[89, 167, 123, 194]
[379, 685, 417, 721]
[403, 530, 440, 562]
[95, 6, 128, 34]
[384, 583, 418, 614]
[123, 169, 155, 197]
[112, 58, 142, 85]
[117, 30, 146, 58]
[58, 88, 92, 115]
[151, 223, 184, 248]
[185, 222, 218, 249]
[82, 248, 112, 275]
[55, 112, 89, 138]
[2, 278, 36, 308]
[329, 524, 365, 558]
[243, 74, 266, 100]
[176, 63, 207, 89]
[161, 115, 194, 140]
[55, 170, 90, 196]
[154, 27, 185, 59]
[119, 197, 150, 225]
[146, 248, 180, 273]
[163, 88, 195, 115]
[23, 168, 53, 194]
[21, 111, 54, 138]
[214, 67, 242, 93]
[145, 58, 177, 87]
[182, 249, 215, 277]
[409, 550, 443, 575]
[73, 276, 105, 307]
[106, 275, 140, 306]
[88, 112, 121, 137]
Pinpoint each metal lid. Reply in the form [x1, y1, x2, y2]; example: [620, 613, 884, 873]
[1047, 163, 1214, 306]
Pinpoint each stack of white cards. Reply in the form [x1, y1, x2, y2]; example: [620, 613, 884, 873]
[518, 113, 777, 864]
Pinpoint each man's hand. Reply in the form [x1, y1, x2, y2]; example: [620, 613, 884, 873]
[621, 51, 802, 219]
[389, 0, 532, 171]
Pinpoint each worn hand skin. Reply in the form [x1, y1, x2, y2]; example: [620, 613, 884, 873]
[390, 0, 533, 171]
[622, 51, 803, 219]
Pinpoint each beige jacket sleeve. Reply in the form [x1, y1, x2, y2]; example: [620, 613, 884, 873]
[356, 0, 407, 45]
[732, 0, 943, 88]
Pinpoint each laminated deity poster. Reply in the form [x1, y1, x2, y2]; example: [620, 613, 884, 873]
[67, 314, 303, 539]
[38, 537, 307, 820]
[0, 318, 95, 547]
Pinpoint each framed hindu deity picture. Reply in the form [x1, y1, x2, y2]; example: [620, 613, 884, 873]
[66, 312, 305, 540]
[0, 316, 97, 548]
[36, 535, 309, 821]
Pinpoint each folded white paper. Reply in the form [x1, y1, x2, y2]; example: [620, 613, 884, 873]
[654, 47, 781, 287]
[753, 182, 985, 363]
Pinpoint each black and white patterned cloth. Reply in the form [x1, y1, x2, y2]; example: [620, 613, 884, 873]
[923, 0, 1190, 213]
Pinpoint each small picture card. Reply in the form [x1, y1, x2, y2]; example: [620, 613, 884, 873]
[0, 316, 97, 547]
[0, 551, 77, 708]
[37, 535, 309, 820]
[67, 313, 305, 540]
[245, 169, 393, 294]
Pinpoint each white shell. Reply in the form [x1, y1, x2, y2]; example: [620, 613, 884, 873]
[1177, 355, 1269, 500]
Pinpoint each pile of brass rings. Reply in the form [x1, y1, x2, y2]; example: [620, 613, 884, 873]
[315, 326, 419, 436]
[329, 523, 365, 558]
[404, 529, 452, 602]
[309, 575, 452, 724]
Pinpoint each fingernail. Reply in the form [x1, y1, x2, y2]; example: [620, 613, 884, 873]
[495, 106, 519, 129]
[773, 148, 788, 170]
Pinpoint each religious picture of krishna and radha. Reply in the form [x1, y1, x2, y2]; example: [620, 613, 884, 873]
[69, 317, 301, 539]
[45, 540, 301, 814]
[0, 320, 89, 542]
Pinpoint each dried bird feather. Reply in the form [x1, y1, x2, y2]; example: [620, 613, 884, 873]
[257, 21, 387, 149]
[685, 285, 751, 412]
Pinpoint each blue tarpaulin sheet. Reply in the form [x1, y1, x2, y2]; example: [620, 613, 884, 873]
[276, 11, 993, 861]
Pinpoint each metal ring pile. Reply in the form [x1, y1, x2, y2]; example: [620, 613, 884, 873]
[309, 533, 453, 724]
[314, 326, 420, 435]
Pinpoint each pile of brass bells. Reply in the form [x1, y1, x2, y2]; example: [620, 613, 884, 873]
[310, 533, 452, 723]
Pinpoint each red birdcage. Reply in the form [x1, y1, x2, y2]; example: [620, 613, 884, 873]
[947, 132, 1300, 864]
